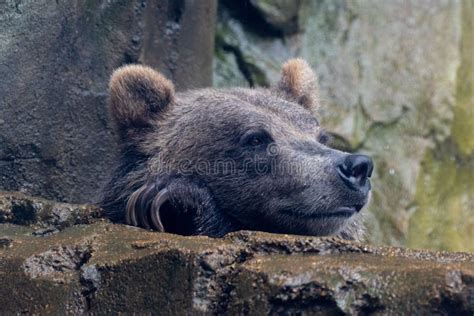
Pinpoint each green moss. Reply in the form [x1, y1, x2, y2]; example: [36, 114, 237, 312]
[451, 0, 474, 156]
[407, 141, 474, 252]
[408, 1, 474, 252]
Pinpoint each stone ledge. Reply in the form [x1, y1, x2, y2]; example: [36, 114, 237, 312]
[0, 192, 473, 314]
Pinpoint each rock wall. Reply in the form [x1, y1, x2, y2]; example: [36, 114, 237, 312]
[406, 0, 474, 252]
[1, 193, 473, 314]
[214, 0, 473, 252]
[0, 0, 471, 252]
[0, 0, 217, 203]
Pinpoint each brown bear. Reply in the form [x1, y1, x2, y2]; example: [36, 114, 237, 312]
[100, 59, 373, 240]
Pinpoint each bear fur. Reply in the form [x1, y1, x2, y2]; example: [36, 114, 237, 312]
[101, 59, 372, 240]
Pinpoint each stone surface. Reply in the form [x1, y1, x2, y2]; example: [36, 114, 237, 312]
[221, 0, 304, 36]
[0, 192, 473, 314]
[248, 0, 304, 34]
[0, 0, 216, 204]
[214, 0, 473, 252]
[406, 0, 474, 252]
[0, 191, 103, 235]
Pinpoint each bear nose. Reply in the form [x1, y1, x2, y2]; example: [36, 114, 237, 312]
[337, 154, 373, 190]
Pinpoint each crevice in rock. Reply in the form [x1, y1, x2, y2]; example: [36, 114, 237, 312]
[22, 244, 94, 282]
[220, 0, 300, 37]
[80, 264, 101, 312]
[223, 44, 254, 87]
[351, 105, 410, 152]
[216, 39, 269, 88]
[192, 247, 252, 313]
[270, 284, 345, 315]
[11, 200, 37, 225]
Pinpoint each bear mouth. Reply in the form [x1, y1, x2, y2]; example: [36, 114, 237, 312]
[281, 204, 364, 219]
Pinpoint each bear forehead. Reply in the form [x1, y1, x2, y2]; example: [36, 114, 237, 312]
[174, 87, 320, 133]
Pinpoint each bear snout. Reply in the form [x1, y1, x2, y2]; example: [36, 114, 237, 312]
[337, 154, 374, 193]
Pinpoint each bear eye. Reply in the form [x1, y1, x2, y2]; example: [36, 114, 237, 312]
[317, 129, 331, 145]
[248, 136, 263, 146]
[240, 129, 271, 148]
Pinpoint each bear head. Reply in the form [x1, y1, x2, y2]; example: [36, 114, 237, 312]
[101, 59, 373, 240]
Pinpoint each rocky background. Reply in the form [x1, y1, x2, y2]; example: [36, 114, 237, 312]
[0, 1, 473, 314]
[0, 0, 216, 203]
[0, 0, 473, 252]
[214, 0, 473, 252]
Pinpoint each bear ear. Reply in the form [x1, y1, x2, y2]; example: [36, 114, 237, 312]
[109, 64, 175, 139]
[276, 58, 319, 113]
